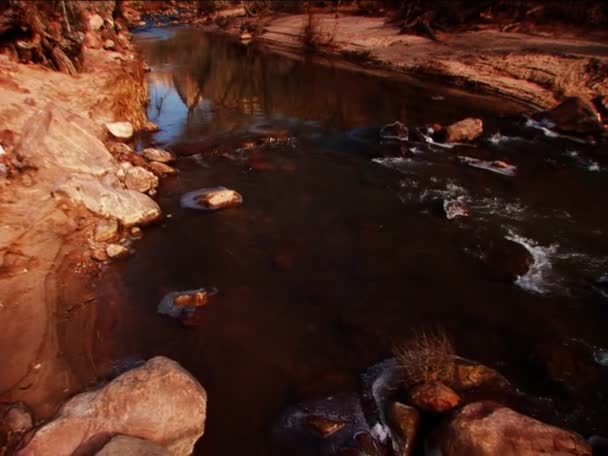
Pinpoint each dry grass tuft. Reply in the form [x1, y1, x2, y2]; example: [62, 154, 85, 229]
[393, 329, 456, 388]
[108, 56, 148, 130]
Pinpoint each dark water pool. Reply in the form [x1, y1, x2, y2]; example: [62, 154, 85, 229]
[94, 27, 608, 454]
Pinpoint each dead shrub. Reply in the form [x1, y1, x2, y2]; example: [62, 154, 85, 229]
[108, 56, 148, 130]
[393, 329, 456, 388]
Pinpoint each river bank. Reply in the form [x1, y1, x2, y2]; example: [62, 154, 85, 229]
[0, 3, 188, 452]
[142, 4, 608, 112]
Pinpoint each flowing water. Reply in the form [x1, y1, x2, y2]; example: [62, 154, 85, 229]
[92, 27, 608, 454]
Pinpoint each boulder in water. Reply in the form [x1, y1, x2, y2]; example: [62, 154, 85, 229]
[147, 161, 177, 176]
[17, 357, 207, 456]
[430, 401, 591, 456]
[439, 118, 483, 143]
[409, 381, 461, 413]
[379, 121, 409, 141]
[443, 199, 469, 220]
[158, 288, 218, 325]
[452, 356, 511, 392]
[481, 237, 534, 282]
[180, 187, 243, 211]
[459, 156, 517, 176]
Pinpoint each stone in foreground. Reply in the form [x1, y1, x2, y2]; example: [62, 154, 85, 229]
[124, 166, 159, 193]
[95, 435, 170, 456]
[431, 401, 591, 456]
[105, 121, 134, 140]
[181, 187, 243, 211]
[18, 357, 207, 456]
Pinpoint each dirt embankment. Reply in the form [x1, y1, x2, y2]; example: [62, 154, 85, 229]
[0, 2, 169, 431]
[221, 12, 608, 111]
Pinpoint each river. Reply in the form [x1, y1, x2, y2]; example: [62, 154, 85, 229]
[92, 26, 608, 454]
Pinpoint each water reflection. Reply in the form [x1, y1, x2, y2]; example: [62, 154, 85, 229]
[136, 27, 519, 145]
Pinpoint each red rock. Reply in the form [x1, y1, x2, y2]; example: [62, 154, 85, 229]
[432, 401, 591, 456]
[409, 381, 461, 413]
[439, 118, 483, 143]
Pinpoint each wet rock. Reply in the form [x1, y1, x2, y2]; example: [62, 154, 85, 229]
[180, 187, 243, 211]
[305, 415, 347, 437]
[103, 39, 115, 50]
[380, 121, 409, 141]
[107, 142, 133, 156]
[3, 403, 33, 434]
[143, 120, 160, 132]
[431, 401, 591, 456]
[443, 199, 469, 220]
[54, 173, 161, 227]
[17, 357, 207, 456]
[240, 32, 253, 41]
[452, 357, 511, 392]
[158, 288, 218, 325]
[106, 243, 129, 259]
[542, 96, 604, 136]
[439, 118, 483, 143]
[125, 166, 158, 193]
[481, 237, 534, 282]
[409, 381, 461, 413]
[95, 435, 169, 456]
[88, 14, 104, 32]
[273, 393, 377, 456]
[459, 156, 517, 176]
[105, 121, 134, 140]
[147, 161, 177, 176]
[388, 402, 419, 456]
[142, 147, 174, 163]
[94, 219, 118, 242]
[15, 105, 117, 177]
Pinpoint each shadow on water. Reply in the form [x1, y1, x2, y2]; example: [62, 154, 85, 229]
[91, 27, 608, 454]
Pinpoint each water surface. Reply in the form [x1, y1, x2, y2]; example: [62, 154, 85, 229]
[95, 27, 608, 454]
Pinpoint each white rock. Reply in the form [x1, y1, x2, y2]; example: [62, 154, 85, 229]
[125, 166, 158, 193]
[88, 14, 104, 31]
[105, 121, 134, 140]
[142, 148, 175, 163]
[106, 243, 129, 259]
[103, 39, 116, 50]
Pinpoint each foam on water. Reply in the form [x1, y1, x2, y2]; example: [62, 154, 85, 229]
[488, 132, 524, 144]
[505, 231, 559, 294]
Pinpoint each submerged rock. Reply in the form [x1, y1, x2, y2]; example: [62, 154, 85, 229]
[95, 435, 169, 456]
[459, 156, 517, 176]
[17, 357, 207, 456]
[409, 381, 461, 413]
[54, 173, 161, 227]
[105, 121, 134, 140]
[380, 121, 409, 141]
[273, 393, 380, 456]
[142, 147, 175, 163]
[180, 187, 243, 211]
[443, 199, 469, 220]
[431, 401, 591, 456]
[158, 288, 218, 325]
[482, 237, 534, 282]
[439, 118, 483, 143]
